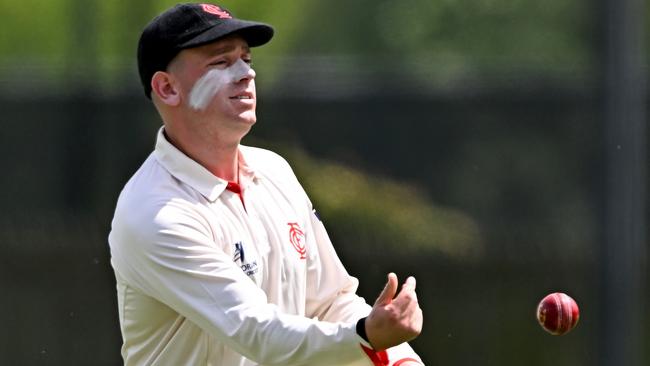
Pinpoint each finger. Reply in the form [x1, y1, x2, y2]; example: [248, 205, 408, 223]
[393, 277, 419, 307]
[396, 277, 416, 299]
[374, 272, 398, 306]
[403, 276, 416, 291]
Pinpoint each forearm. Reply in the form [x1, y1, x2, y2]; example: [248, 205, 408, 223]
[303, 231, 426, 364]
[215, 305, 363, 365]
[304, 210, 423, 365]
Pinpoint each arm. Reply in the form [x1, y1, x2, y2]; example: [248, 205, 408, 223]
[304, 208, 424, 365]
[250, 150, 424, 365]
[304, 208, 370, 322]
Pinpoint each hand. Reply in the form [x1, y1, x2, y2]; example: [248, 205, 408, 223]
[364, 273, 423, 351]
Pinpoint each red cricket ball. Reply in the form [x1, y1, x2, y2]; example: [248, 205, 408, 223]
[536, 292, 580, 335]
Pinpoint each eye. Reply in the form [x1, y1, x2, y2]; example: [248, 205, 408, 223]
[208, 60, 228, 68]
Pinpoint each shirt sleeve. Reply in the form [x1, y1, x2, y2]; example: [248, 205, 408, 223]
[109, 196, 370, 366]
[304, 207, 371, 322]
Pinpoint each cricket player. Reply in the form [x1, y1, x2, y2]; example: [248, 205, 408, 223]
[108, 3, 424, 365]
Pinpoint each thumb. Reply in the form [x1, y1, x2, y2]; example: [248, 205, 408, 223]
[374, 272, 398, 306]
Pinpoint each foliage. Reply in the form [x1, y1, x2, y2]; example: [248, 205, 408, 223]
[0, 0, 69, 68]
[0, 0, 601, 91]
[274, 0, 595, 84]
[271, 145, 484, 261]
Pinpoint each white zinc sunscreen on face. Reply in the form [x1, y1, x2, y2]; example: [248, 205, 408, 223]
[188, 59, 255, 111]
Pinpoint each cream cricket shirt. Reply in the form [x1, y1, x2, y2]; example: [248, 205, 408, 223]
[108, 128, 421, 366]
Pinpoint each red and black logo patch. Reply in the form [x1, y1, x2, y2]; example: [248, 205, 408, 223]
[201, 4, 232, 19]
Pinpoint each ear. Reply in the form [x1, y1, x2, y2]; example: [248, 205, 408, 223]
[151, 71, 181, 106]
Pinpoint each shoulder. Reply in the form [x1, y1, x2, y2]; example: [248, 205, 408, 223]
[239, 145, 313, 207]
[109, 154, 211, 254]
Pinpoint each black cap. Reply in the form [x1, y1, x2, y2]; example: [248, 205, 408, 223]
[137, 3, 274, 99]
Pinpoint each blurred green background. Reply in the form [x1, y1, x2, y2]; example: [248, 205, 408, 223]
[0, 0, 647, 365]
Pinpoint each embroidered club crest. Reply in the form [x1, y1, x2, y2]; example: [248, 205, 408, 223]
[201, 4, 232, 19]
[287, 222, 306, 259]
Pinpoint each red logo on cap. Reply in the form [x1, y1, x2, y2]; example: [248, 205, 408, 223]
[288, 222, 306, 259]
[201, 4, 232, 19]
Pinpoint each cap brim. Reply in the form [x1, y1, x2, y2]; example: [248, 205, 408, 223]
[179, 19, 274, 49]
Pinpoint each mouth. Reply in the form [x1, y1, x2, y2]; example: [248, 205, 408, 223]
[229, 92, 253, 100]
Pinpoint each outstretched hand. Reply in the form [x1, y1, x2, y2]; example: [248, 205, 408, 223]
[364, 273, 423, 351]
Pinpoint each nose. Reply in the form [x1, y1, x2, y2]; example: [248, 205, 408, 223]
[232, 59, 255, 83]
[239, 64, 256, 82]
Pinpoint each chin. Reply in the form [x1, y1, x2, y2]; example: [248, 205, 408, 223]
[238, 111, 257, 125]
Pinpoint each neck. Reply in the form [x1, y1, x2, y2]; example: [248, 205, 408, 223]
[163, 127, 240, 182]
[200, 143, 240, 182]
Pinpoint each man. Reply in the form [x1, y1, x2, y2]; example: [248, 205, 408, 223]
[108, 3, 424, 365]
